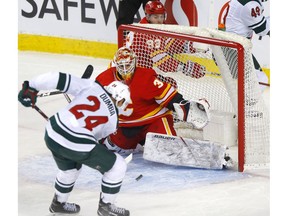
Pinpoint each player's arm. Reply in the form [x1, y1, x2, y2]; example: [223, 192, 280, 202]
[18, 72, 61, 107]
[18, 72, 90, 107]
[151, 75, 210, 129]
[164, 89, 210, 129]
[243, 1, 270, 37]
[29, 72, 91, 95]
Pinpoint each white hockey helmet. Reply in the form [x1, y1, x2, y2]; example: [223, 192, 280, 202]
[113, 47, 137, 82]
[104, 81, 131, 111]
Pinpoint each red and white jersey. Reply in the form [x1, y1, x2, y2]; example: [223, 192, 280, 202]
[29, 72, 118, 152]
[225, 0, 270, 38]
[96, 67, 178, 127]
[124, 18, 195, 72]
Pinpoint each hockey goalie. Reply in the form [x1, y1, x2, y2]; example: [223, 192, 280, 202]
[97, 47, 232, 170]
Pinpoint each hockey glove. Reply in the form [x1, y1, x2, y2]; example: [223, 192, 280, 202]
[183, 60, 205, 79]
[18, 81, 39, 107]
[173, 98, 210, 129]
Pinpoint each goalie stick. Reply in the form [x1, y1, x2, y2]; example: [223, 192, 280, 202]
[33, 65, 94, 120]
[37, 65, 94, 99]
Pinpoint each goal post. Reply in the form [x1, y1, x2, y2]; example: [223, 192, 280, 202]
[117, 24, 269, 172]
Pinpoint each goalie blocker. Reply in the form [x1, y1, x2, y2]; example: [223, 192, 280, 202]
[143, 132, 232, 169]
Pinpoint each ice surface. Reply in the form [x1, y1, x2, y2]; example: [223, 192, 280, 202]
[18, 51, 272, 216]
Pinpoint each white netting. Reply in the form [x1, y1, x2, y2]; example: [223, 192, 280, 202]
[119, 24, 269, 170]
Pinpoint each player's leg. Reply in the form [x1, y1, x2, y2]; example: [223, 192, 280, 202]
[104, 116, 176, 153]
[48, 151, 82, 214]
[45, 131, 88, 214]
[83, 144, 130, 216]
[145, 115, 177, 136]
[103, 127, 144, 154]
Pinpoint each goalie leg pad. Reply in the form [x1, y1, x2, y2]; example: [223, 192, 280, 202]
[143, 132, 227, 169]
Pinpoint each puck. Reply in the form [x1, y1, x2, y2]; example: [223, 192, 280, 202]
[135, 174, 143, 181]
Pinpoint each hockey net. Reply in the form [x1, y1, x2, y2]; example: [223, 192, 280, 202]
[118, 24, 269, 172]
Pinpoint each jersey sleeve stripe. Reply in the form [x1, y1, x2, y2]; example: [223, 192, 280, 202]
[252, 20, 267, 34]
[56, 72, 67, 91]
[56, 73, 72, 93]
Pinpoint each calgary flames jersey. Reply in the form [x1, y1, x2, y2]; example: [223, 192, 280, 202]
[96, 67, 178, 127]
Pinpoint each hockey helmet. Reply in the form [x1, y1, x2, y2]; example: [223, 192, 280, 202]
[145, 1, 166, 15]
[113, 47, 137, 82]
[104, 81, 131, 111]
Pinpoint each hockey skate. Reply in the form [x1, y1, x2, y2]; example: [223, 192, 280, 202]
[49, 194, 80, 214]
[97, 198, 130, 216]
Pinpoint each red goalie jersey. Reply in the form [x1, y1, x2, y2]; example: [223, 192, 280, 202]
[96, 66, 178, 127]
[96, 46, 188, 150]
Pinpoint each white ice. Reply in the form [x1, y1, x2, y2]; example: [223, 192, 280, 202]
[17, 51, 274, 216]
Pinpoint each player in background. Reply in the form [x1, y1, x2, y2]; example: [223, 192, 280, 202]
[96, 47, 209, 154]
[116, 0, 150, 29]
[124, 0, 206, 79]
[18, 72, 131, 216]
[224, 0, 270, 87]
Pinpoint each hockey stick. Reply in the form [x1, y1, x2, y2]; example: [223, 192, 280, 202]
[258, 82, 270, 87]
[37, 65, 94, 99]
[204, 70, 221, 77]
[32, 105, 49, 121]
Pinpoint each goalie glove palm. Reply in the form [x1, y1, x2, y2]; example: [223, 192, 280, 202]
[18, 81, 39, 107]
[173, 99, 210, 129]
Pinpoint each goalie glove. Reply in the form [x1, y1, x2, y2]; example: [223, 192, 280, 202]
[173, 98, 210, 129]
[183, 60, 205, 79]
[18, 81, 39, 107]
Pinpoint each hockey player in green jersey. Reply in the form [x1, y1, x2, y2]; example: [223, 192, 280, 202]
[18, 71, 131, 216]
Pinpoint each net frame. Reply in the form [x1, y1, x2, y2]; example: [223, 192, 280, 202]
[117, 24, 269, 172]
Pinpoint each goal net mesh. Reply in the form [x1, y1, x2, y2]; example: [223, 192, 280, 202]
[118, 24, 269, 171]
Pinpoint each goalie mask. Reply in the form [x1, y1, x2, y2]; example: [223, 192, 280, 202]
[113, 47, 137, 83]
[104, 81, 131, 111]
